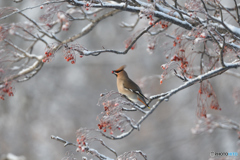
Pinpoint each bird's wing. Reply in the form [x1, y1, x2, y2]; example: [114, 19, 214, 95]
[123, 81, 150, 108]
[123, 79, 148, 100]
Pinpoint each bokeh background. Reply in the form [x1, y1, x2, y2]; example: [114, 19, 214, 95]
[1, 0, 240, 160]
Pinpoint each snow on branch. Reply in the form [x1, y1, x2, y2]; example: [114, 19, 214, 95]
[1, 0, 240, 159]
[65, 0, 193, 30]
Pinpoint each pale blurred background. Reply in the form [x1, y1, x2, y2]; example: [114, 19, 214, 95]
[0, 0, 240, 160]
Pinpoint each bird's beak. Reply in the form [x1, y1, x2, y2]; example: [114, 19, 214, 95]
[112, 70, 117, 76]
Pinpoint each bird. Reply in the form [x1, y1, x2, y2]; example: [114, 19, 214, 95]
[112, 65, 150, 108]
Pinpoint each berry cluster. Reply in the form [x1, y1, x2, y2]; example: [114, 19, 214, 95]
[173, 36, 181, 47]
[85, 2, 91, 11]
[64, 52, 76, 64]
[63, 46, 77, 64]
[147, 43, 155, 52]
[76, 135, 87, 152]
[97, 92, 134, 135]
[197, 81, 221, 118]
[63, 44, 86, 64]
[57, 12, 71, 31]
[171, 53, 188, 73]
[149, 20, 169, 28]
[125, 37, 136, 50]
[139, 11, 169, 28]
[42, 51, 54, 63]
[0, 82, 14, 100]
[157, 21, 169, 28]
[147, 14, 154, 25]
[197, 106, 207, 118]
[98, 121, 113, 134]
[210, 101, 221, 111]
[97, 101, 121, 134]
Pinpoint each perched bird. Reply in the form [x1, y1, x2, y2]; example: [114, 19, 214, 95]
[112, 65, 150, 108]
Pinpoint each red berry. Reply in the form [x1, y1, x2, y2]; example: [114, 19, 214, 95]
[161, 64, 166, 70]
[160, 79, 163, 84]
[0, 96, 4, 100]
[173, 41, 177, 47]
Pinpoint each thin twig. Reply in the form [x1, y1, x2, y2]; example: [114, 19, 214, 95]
[234, 0, 240, 24]
[77, 18, 161, 56]
[0, 1, 65, 20]
[51, 135, 77, 147]
[219, 36, 226, 67]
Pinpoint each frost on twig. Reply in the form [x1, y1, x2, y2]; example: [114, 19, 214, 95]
[76, 128, 117, 159]
[191, 114, 240, 135]
[97, 91, 139, 136]
[52, 132, 116, 160]
[52, 130, 147, 160]
[2, 0, 240, 159]
[117, 150, 147, 160]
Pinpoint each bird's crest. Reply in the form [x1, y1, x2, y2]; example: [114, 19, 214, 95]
[114, 65, 126, 72]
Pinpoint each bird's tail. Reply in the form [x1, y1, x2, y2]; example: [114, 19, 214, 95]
[138, 97, 151, 109]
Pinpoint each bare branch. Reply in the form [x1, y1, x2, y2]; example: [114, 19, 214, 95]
[234, 0, 240, 24]
[65, 0, 193, 30]
[4, 39, 42, 60]
[75, 18, 161, 56]
[0, 1, 66, 21]
[51, 135, 77, 147]
[120, 14, 140, 30]
[200, 0, 208, 13]
[61, 9, 121, 45]
[95, 139, 118, 157]
[219, 36, 226, 67]
[51, 135, 114, 160]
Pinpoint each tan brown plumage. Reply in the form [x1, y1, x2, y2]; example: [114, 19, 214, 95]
[112, 65, 149, 108]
